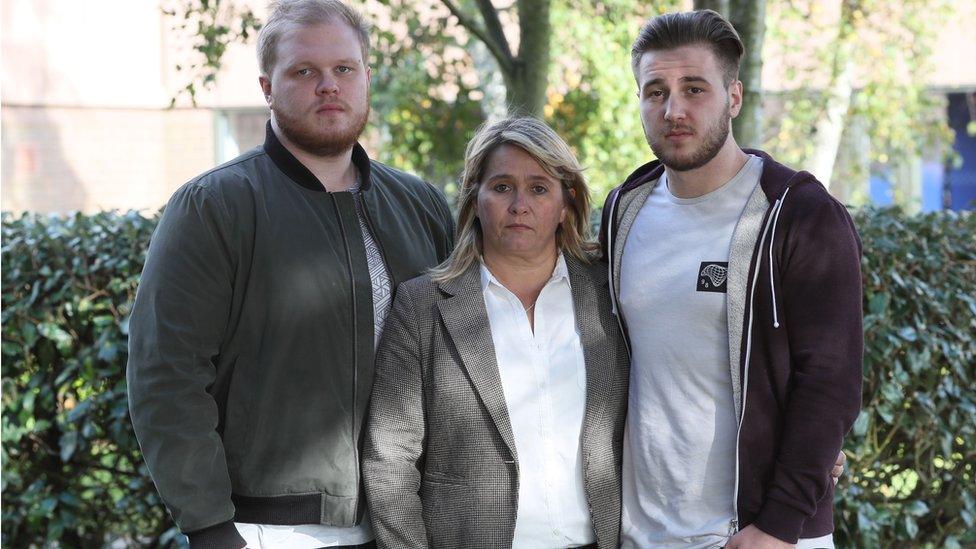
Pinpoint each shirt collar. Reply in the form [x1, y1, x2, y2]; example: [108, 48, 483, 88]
[479, 253, 569, 293]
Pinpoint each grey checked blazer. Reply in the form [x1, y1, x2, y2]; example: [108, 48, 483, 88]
[363, 255, 629, 549]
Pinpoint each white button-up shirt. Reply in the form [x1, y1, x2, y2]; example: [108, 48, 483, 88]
[480, 255, 595, 548]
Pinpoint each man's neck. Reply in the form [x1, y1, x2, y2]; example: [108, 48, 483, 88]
[664, 139, 750, 199]
[271, 119, 357, 192]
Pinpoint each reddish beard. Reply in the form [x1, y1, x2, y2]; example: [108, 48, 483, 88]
[273, 100, 370, 158]
[647, 101, 731, 172]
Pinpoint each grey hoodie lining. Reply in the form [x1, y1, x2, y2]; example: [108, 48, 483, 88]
[725, 179, 770, 420]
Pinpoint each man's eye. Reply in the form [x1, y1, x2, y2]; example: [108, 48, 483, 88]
[336, 66, 353, 74]
[688, 87, 704, 94]
[646, 89, 665, 100]
[297, 68, 312, 76]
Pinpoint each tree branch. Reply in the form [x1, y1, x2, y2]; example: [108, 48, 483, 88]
[440, 0, 515, 74]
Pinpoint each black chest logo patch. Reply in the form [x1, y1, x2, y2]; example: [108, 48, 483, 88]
[697, 262, 728, 293]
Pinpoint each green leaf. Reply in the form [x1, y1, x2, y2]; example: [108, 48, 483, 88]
[59, 431, 78, 462]
[868, 293, 889, 315]
[898, 326, 918, 342]
[38, 496, 58, 514]
[904, 515, 919, 539]
[906, 500, 930, 516]
[852, 411, 870, 437]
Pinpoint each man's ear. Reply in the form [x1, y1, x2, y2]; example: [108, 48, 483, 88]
[729, 79, 743, 119]
[259, 76, 273, 106]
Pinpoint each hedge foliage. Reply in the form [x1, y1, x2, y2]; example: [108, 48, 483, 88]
[2, 207, 975, 547]
[1, 212, 181, 547]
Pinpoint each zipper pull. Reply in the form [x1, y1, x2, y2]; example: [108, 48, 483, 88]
[727, 519, 739, 537]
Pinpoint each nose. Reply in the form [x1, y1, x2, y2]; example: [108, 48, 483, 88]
[508, 190, 529, 215]
[316, 74, 339, 96]
[664, 95, 686, 122]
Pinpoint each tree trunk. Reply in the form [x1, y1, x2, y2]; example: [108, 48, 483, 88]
[809, 0, 858, 189]
[693, 0, 730, 15]
[469, 40, 509, 123]
[506, 0, 551, 116]
[730, 0, 765, 148]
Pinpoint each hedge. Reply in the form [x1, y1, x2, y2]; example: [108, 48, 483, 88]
[2, 207, 975, 547]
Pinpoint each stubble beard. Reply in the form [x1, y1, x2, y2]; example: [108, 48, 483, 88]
[274, 100, 370, 158]
[647, 101, 731, 172]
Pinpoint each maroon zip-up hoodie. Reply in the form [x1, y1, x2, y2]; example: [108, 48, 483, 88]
[600, 149, 863, 543]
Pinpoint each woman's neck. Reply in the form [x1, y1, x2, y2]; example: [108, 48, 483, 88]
[482, 248, 558, 305]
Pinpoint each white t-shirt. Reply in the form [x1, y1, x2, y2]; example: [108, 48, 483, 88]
[619, 155, 762, 548]
[480, 255, 596, 548]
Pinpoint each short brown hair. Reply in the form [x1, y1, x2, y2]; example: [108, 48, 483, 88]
[257, 0, 371, 77]
[631, 9, 744, 86]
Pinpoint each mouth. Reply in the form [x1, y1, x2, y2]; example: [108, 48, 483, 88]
[665, 129, 694, 140]
[506, 223, 532, 231]
[316, 104, 346, 113]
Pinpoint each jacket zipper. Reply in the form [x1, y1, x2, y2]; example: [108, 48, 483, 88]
[332, 194, 360, 511]
[354, 190, 397, 521]
[731, 198, 781, 536]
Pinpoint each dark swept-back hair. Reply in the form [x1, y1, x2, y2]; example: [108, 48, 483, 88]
[631, 9, 744, 86]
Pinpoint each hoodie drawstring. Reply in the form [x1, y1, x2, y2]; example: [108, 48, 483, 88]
[768, 187, 791, 329]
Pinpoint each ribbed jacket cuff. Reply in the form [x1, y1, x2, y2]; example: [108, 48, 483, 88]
[752, 501, 807, 544]
[186, 520, 246, 549]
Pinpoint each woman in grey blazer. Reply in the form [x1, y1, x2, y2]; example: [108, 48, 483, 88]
[363, 117, 629, 548]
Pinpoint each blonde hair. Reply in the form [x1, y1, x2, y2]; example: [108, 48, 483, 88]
[430, 117, 597, 283]
[257, 0, 371, 77]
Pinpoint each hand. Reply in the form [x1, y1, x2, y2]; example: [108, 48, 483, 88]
[831, 450, 846, 485]
[725, 525, 794, 548]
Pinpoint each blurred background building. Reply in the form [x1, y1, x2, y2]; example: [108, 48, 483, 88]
[2, 0, 974, 214]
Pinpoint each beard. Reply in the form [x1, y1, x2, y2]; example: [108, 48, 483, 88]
[273, 99, 370, 158]
[646, 101, 731, 172]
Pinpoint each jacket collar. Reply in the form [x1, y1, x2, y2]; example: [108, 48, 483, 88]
[434, 263, 517, 459]
[262, 120, 373, 192]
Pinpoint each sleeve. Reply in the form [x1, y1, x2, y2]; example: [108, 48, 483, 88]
[126, 183, 246, 549]
[753, 193, 864, 543]
[598, 187, 620, 261]
[362, 284, 430, 549]
[428, 183, 456, 262]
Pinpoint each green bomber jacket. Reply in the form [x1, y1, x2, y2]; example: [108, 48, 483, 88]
[127, 122, 454, 548]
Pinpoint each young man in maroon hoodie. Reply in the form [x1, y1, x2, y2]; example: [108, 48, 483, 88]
[600, 10, 862, 549]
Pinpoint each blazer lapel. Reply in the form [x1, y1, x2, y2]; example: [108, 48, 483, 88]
[436, 266, 519, 462]
[567, 258, 614, 448]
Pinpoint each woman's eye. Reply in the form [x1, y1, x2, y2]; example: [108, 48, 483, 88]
[492, 183, 510, 193]
[531, 185, 548, 194]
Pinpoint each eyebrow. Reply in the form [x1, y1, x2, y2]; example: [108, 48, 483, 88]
[483, 173, 555, 184]
[285, 57, 363, 69]
[642, 75, 711, 91]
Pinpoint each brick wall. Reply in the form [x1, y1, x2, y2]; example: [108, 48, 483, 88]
[1, 106, 216, 214]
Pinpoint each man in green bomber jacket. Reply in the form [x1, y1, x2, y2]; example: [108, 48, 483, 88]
[126, 2, 454, 548]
